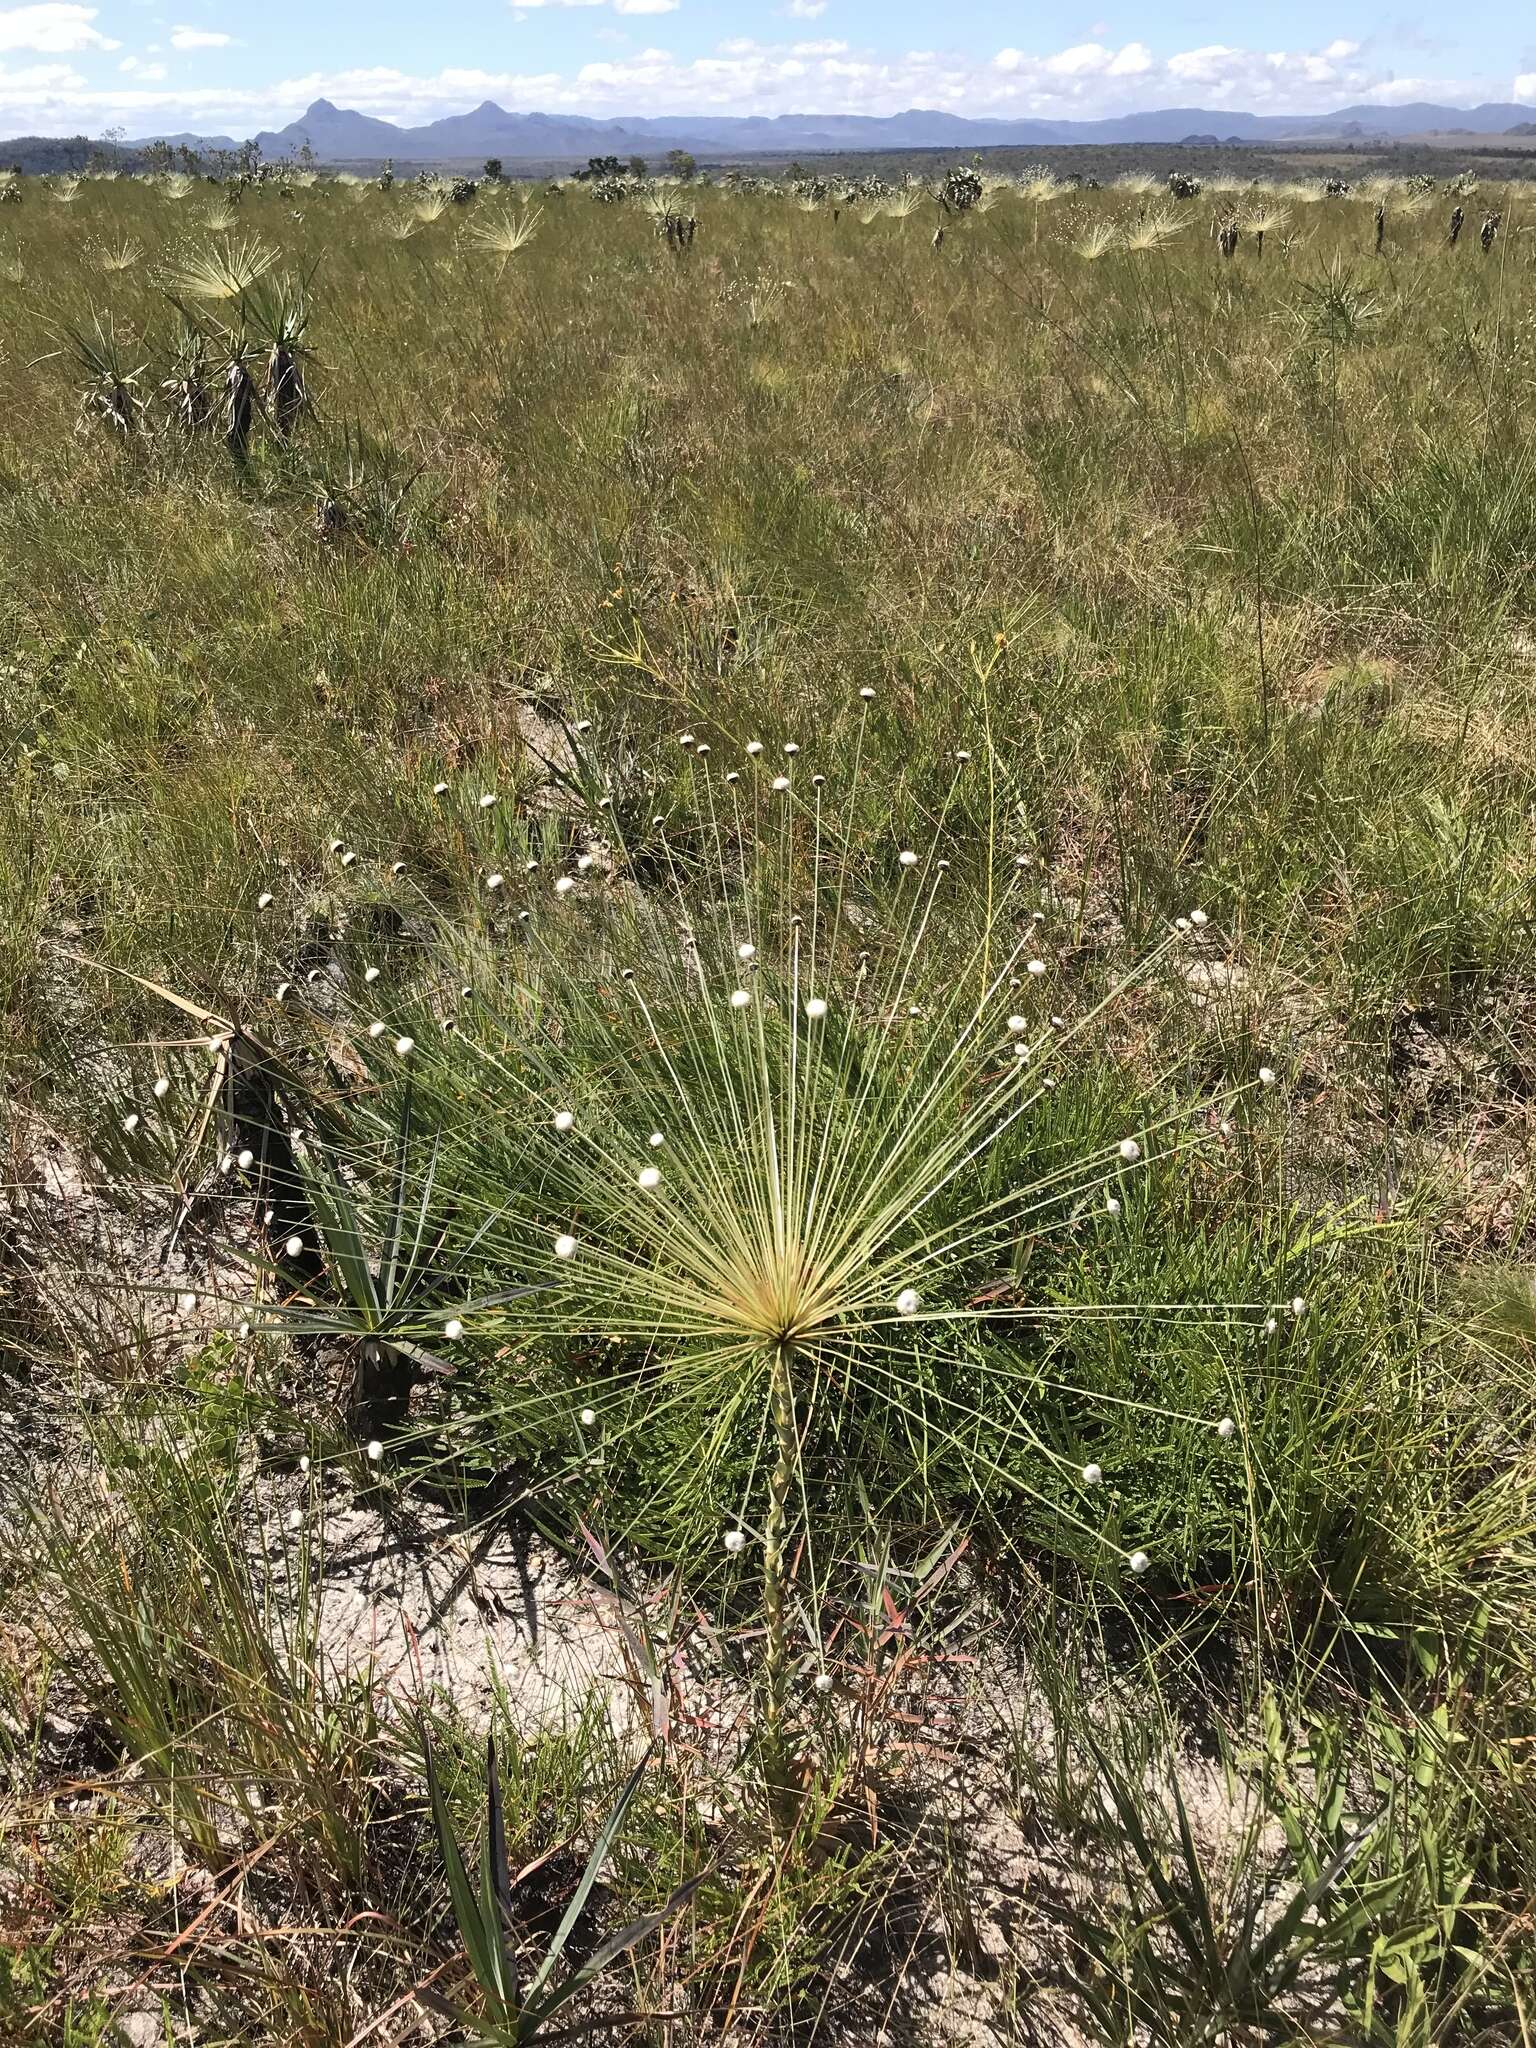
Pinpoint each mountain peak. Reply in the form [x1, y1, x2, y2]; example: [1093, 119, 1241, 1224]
[306, 98, 339, 115]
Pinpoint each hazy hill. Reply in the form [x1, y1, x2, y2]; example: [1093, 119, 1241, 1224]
[145, 96, 1536, 166]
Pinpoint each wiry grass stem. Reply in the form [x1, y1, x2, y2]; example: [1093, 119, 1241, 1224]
[762, 1338, 799, 1828]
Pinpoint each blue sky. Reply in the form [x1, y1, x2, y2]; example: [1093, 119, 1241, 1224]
[1, 1, 1532, 136]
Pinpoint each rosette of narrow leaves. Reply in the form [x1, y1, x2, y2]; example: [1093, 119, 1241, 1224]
[420, 1731, 704, 2042]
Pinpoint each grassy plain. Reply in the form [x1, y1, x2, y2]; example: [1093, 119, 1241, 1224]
[1, 164, 1535, 2044]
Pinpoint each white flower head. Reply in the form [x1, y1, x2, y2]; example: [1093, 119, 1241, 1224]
[895, 1287, 921, 1317]
[814, 1671, 834, 1693]
[485, 873, 503, 891]
[553, 1109, 575, 1132]
[805, 997, 828, 1021]
[433, 781, 449, 796]
[257, 891, 273, 910]
[286, 1507, 305, 1532]
[444, 1318, 464, 1340]
[368, 1020, 386, 1039]
[554, 876, 575, 896]
[737, 941, 755, 961]
[1216, 1416, 1236, 1439]
[577, 854, 594, 872]
[898, 849, 919, 868]
[364, 965, 380, 983]
[1026, 958, 1046, 976]
[1258, 1066, 1277, 1087]
[1007, 1014, 1028, 1034]
[1129, 1550, 1151, 1575]
[1081, 1462, 1103, 1486]
[478, 792, 497, 809]
[637, 1165, 661, 1190]
[122, 1113, 140, 1134]
[152, 1077, 170, 1099]
[1190, 908, 1208, 927]
[1290, 1296, 1307, 1318]
[580, 1406, 597, 1427]
[746, 740, 763, 756]
[177, 1291, 197, 1313]
[1264, 1316, 1279, 1335]
[1104, 1195, 1121, 1215]
[648, 1130, 665, 1147]
[1175, 917, 1191, 933]
[284, 1234, 304, 1258]
[771, 775, 790, 792]
[1118, 1138, 1141, 1162]
[858, 686, 875, 701]
[723, 1529, 747, 1554]
[730, 988, 752, 1009]
[237, 1149, 254, 1170]
[394, 1036, 415, 1058]
[554, 1233, 578, 1260]
[341, 851, 356, 867]
[366, 1438, 383, 1463]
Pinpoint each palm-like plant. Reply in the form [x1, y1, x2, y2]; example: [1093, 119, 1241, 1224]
[1125, 206, 1189, 254]
[160, 319, 214, 432]
[164, 233, 278, 303]
[466, 204, 544, 273]
[65, 314, 145, 434]
[1074, 221, 1119, 262]
[244, 273, 314, 436]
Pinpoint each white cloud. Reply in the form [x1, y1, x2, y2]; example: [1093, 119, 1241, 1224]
[512, 0, 678, 12]
[1108, 42, 1152, 77]
[787, 0, 828, 16]
[0, 35, 1516, 137]
[1516, 72, 1536, 101]
[169, 26, 236, 48]
[1042, 43, 1115, 77]
[119, 54, 166, 79]
[0, 5, 117, 53]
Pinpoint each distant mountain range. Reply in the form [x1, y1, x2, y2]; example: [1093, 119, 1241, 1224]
[4, 96, 1534, 172]
[108, 97, 1536, 166]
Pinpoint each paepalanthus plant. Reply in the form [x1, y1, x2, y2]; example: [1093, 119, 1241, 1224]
[123, 685, 1272, 1820]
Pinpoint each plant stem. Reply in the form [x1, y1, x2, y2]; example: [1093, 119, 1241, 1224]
[762, 1340, 797, 1828]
